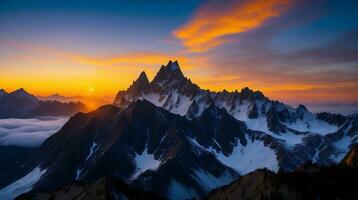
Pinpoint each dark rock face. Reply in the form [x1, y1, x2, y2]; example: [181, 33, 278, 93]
[342, 144, 358, 167]
[317, 112, 347, 126]
[266, 103, 287, 133]
[0, 146, 36, 189]
[0, 89, 86, 118]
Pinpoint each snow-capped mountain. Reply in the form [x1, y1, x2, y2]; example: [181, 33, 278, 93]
[1, 61, 357, 200]
[114, 61, 358, 169]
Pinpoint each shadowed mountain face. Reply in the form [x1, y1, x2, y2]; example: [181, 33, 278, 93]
[0, 89, 86, 118]
[205, 149, 358, 200]
[29, 101, 86, 116]
[0, 88, 40, 118]
[0, 146, 36, 189]
[0, 61, 357, 200]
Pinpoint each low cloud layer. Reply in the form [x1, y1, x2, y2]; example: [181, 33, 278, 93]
[0, 117, 68, 147]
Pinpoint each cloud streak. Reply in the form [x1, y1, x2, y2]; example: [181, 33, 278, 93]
[0, 117, 68, 147]
[174, 0, 292, 52]
[1, 40, 210, 71]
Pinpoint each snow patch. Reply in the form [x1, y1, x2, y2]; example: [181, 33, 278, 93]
[75, 168, 82, 180]
[0, 166, 46, 200]
[131, 147, 161, 179]
[215, 138, 279, 175]
[140, 91, 192, 116]
[285, 116, 338, 135]
[244, 116, 271, 134]
[187, 137, 211, 152]
[168, 93, 192, 116]
[76, 142, 99, 180]
[275, 131, 306, 146]
[85, 142, 98, 162]
[141, 93, 165, 107]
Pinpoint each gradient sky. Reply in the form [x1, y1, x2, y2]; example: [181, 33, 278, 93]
[0, 0, 357, 112]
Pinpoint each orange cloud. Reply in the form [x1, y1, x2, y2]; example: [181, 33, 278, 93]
[174, 0, 291, 52]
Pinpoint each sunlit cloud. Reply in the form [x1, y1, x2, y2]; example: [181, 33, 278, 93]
[174, 0, 292, 52]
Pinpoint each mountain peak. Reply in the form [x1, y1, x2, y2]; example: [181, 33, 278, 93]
[297, 104, 308, 111]
[126, 71, 150, 96]
[152, 60, 185, 85]
[167, 60, 179, 71]
[240, 87, 265, 101]
[12, 88, 30, 95]
[7, 88, 39, 104]
[137, 71, 149, 84]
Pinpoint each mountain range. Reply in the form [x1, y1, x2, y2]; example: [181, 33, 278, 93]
[0, 88, 87, 118]
[0, 61, 357, 200]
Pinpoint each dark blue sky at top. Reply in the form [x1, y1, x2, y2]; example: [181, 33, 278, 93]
[0, 0, 201, 54]
[1, 0, 357, 54]
[0, 0, 358, 112]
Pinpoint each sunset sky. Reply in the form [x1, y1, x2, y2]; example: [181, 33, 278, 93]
[0, 0, 357, 111]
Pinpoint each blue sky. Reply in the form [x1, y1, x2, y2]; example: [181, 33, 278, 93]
[0, 0, 357, 113]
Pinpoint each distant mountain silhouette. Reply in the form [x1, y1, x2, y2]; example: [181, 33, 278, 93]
[0, 89, 87, 118]
[37, 93, 78, 103]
